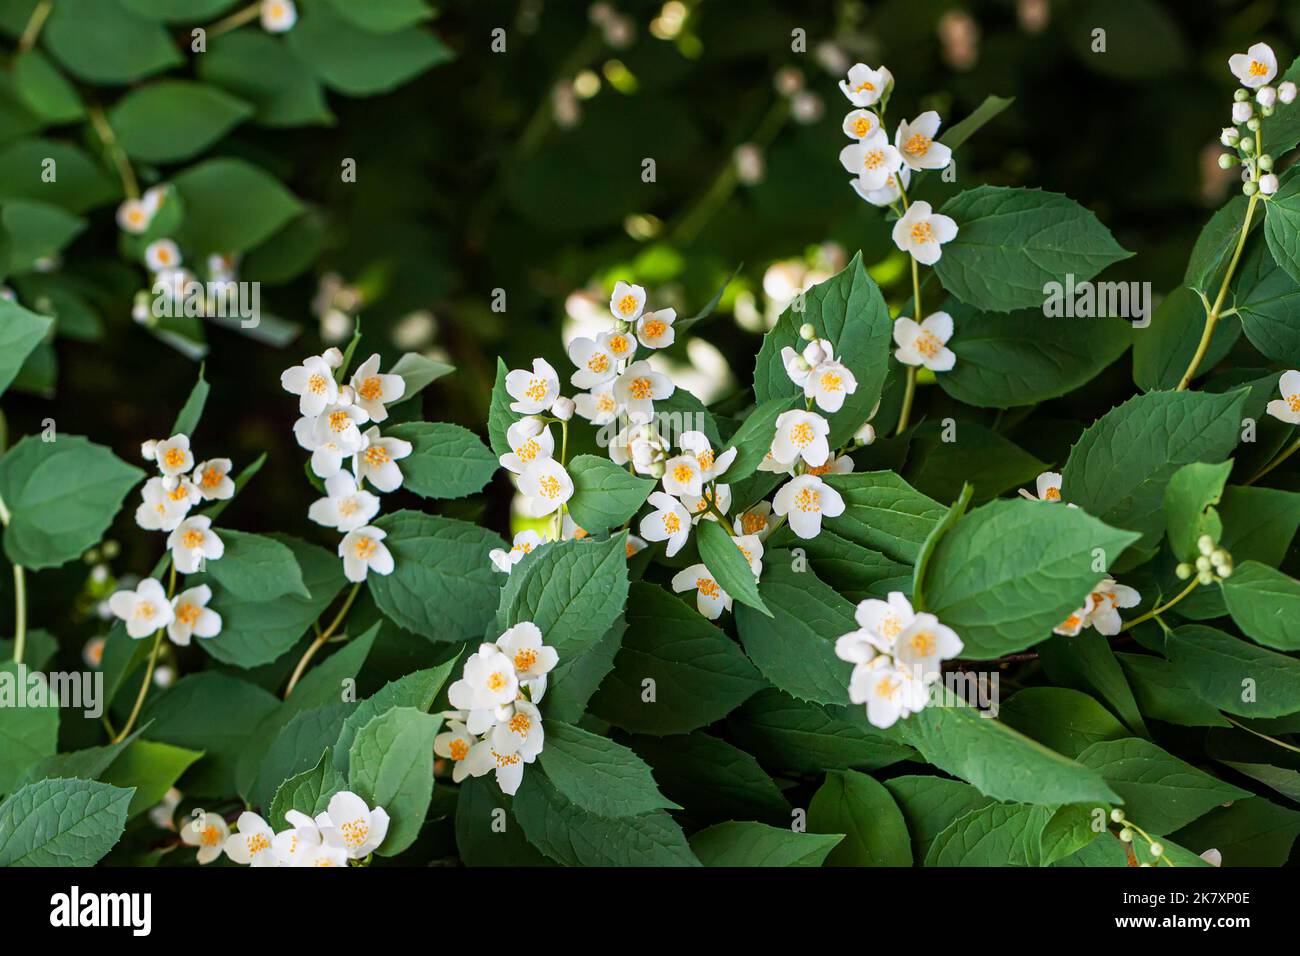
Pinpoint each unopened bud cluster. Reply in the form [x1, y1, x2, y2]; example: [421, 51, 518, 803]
[1222, 43, 1296, 197]
[1175, 534, 1234, 585]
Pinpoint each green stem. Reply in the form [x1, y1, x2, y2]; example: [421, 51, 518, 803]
[87, 105, 139, 201]
[1119, 577, 1199, 632]
[0, 490, 26, 665]
[284, 581, 360, 699]
[113, 564, 175, 742]
[206, 0, 261, 38]
[1223, 714, 1300, 755]
[1247, 435, 1300, 485]
[18, 0, 52, 51]
[894, 255, 923, 436]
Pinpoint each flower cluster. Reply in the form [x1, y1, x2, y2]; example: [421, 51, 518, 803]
[436, 622, 558, 795]
[281, 347, 409, 582]
[835, 592, 964, 729]
[182, 790, 386, 867]
[1220, 42, 1297, 197]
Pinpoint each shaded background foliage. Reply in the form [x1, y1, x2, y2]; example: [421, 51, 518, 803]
[1, 0, 1298, 698]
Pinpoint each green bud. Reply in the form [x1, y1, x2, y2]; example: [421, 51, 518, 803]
[1263, 105, 1276, 118]
[1218, 563, 1233, 579]
[1259, 154, 1274, 171]
[1219, 153, 1237, 169]
[1210, 548, 1230, 565]
[1198, 534, 1215, 554]
[1235, 88, 1250, 102]
[1241, 137, 1256, 154]
[1198, 570, 1216, 585]
[799, 322, 816, 341]
[1196, 556, 1212, 572]
[1110, 809, 1125, 823]
[1244, 180, 1260, 196]
[1149, 842, 1164, 857]
[1248, 117, 1262, 131]
[1175, 562, 1193, 580]
[1120, 828, 1133, 843]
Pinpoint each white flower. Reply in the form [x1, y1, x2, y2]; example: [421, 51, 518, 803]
[144, 238, 181, 272]
[1229, 42, 1277, 88]
[465, 739, 529, 796]
[839, 130, 903, 191]
[1258, 85, 1278, 108]
[1200, 848, 1223, 867]
[1082, 579, 1141, 636]
[852, 165, 910, 207]
[599, 328, 638, 364]
[614, 360, 674, 422]
[496, 621, 559, 683]
[1053, 594, 1095, 637]
[225, 812, 278, 866]
[780, 339, 827, 388]
[153, 434, 194, 478]
[108, 578, 174, 639]
[772, 409, 831, 467]
[1019, 470, 1063, 502]
[895, 111, 953, 171]
[327, 791, 389, 858]
[567, 335, 618, 389]
[574, 385, 619, 425]
[354, 426, 412, 492]
[892, 613, 963, 682]
[272, 810, 345, 867]
[625, 534, 647, 559]
[609, 280, 647, 321]
[179, 811, 229, 865]
[848, 656, 926, 729]
[135, 476, 197, 532]
[680, 482, 730, 523]
[191, 458, 235, 501]
[339, 525, 393, 582]
[517, 458, 574, 517]
[1266, 369, 1300, 423]
[772, 473, 845, 539]
[500, 417, 555, 474]
[261, 0, 297, 33]
[1280, 81, 1297, 104]
[490, 530, 545, 573]
[679, 430, 736, 482]
[435, 719, 478, 783]
[639, 491, 693, 557]
[671, 563, 733, 620]
[892, 201, 958, 265]
[804, 359, 858, 413]
[281, 354, 339, 417]
[488, 699, 545, 786]
[842, 109, 880, 139]
[840, 591, 917, 658]
[734, 501, 778, 539]
[551, 395, 575, 420]
[661, 453, 703, 497]
[894, 311, 956, 371]
[838, 63, 892, 107]
[116, 198, 152, 234]
[1261, 173, 1280, 196]
[636, 308, 677, 349]
[505, 358, 561, 415]
[349, 354, 406, 423]
[732, 533, 764, 576]
[308, 471, 380, 531]
[167, 515, 224, 573]
[168, 585, 221, 646]
[449, 644, 520, 711]
[307, 404, 370, 478]
[805, 453, 854, 477]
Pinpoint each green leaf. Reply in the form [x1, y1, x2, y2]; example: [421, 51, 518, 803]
[287, 3, 453, 96]
[1222, 561, 1300, 651]
[922, 498, 1140, 657]
[1061, 388, 1248, 557]
[332, 661, 457, 774]
[696, 518, 768, 615]
[269, 748, 346, 826]
[823, 471, 946, 564]
[322, 0, 432, 32]
[753, 252, 893, 447]
[198, 31, 333, 128]
[729, 689, 914, 773]
[808, 769, 912, 867]
[348, 706, 441, 856]
[723, 395, 799, 482]
[925, 803, 1053, 866]
[384, 421, 496, 500]
[1172, 796, 1300, 867]
[1036, 634, 1148, 738]
[513, 770, 698, 867]
[939, 303, 1132, 408]
[629, 733, 790, 826]
[0, 299, 52, 397]
[566, 455, 654, 531]
[100, 740, 202, 817]
[109, 81, 252, 163]
[495, 534, 629, 658]
[0, 778, 133, 866]
[454, 776, 551, 867]
[206, 530, 309, 602]
[1185, 194, 1259, 295]
[486, 357, 517, 458]
[0, 434, 143, 570]
[1132, 287, 1240, 391]
[1076, 737, 1249, 834]
[1264, 173, 1300, 287]
[11, 48, 83, 123]
[538, 721, 678, 818]
[203, 535, 344, 668]
[1038, 804, 1105, 866]
[1163, 460, 1232, 563]
[999, 687, 1127, 758]
[171, 362, 209, 438]
[172, 157, 303, 256]
[934, 186, 1132, 312]
[251, 702, 352, 811]
[940, 94, 1015, 151]
[881, 775, 994, 863]
[1116, 652, 1230, 728]
[2, 199, 86, 272]
[0, 138, 117, 214]
[0, 661, 59, 795]
[368, 511, 504, 642]
[589, 582, 764, 735]
[541, 616, 624, 725]
[387, 351, 453, 405]
[689, 821, 841, 867]
[904, 420, 1047, 506]
[43, 0, 181, 84]
[1166, 624, 1300, 718]
[894, 690, 1121, 805]
[1233, 240, 1300, 366]
[735, 556, 853, 705]
[119, 0, 242, 20]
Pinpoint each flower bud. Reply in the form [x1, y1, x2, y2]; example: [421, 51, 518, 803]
[1244, 180, 1260, 197]
[1149, 842, 1164, 857]
[1198, 570, 1215, 585]
[1218, 154, 1237, 169]
[1210, 548, 1229, 566]
[1110, 809, 1125, 823]
[140, 439, 159, 462]
[550, 395, 575, 421]
[1175, 562, 1193, 580]
[1262, 105, 1276, 118]
[1241, 135, 1256, 154]
[1217, 563, 1233, 579]
[1197, 534, 1215, 555]
[1119, 828, 1133, 843]
[1234, 88, 1250, 103]
[1257, 85, 1278, 108]
[799, 322, 817, 341]
[1260, 173, 1280, 196]
[1281, 81, 1297, 104]
[321, 347, 344, 368]
[1232, 100, 1254, 123]
[854, 422, 877, 445]
[337, 385, 356, 406]
[1247, 116, 1262, 131]
[1221, 126, 1240, 146]
[1259, 153, 1274, 171]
